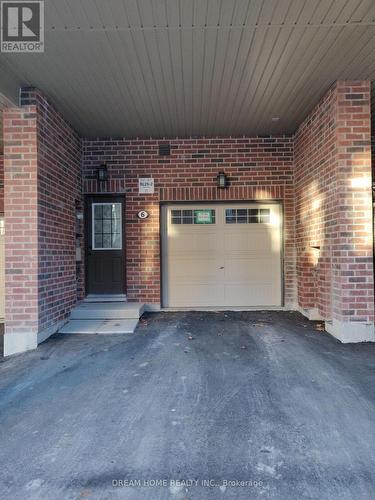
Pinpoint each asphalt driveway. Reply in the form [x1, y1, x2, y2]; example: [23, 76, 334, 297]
[0, 311, 375, 499]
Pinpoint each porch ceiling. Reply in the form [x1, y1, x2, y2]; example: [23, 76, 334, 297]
[0, 0, 375, 139]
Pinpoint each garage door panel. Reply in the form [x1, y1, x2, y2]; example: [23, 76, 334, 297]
[169, 231, 219, 254]
[164, 204, 282, 308]
[224, 284, 280, 307]
[225, 258, 280, 282]
[224, 229, 277, 254]
[170, 284, 225, 307]
[169, 258, 222, 283]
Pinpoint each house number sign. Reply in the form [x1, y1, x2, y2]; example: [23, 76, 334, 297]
[138, 178, 155, 194]
[137, 210, 149, 220]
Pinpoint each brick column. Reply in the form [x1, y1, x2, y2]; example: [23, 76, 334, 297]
[3, 106, 39, 355]
[0, 154, 4, 213]
[326, 81, 374, 342]
[295, 81, 374, 342]
[3, 89, 82, 356]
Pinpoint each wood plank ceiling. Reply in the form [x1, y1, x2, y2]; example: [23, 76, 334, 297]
[0, 0, 375, 139]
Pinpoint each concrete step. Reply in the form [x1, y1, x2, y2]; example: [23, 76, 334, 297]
[85, 294, 127, 303]
[70, 302, 145, 320]
[59, 319, 139, 335]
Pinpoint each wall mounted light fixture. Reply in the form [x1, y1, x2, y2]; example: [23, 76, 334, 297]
[216, 171, 229, 189]
[97, 163, 109, 183]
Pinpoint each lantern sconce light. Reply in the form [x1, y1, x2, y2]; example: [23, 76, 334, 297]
[97, 163, 109, 183]
[216, 171, 229, 189]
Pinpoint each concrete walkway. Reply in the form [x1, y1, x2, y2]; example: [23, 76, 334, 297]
[0, 311, 375, 499]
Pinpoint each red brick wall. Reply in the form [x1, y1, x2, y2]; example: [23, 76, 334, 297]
[82, 137, 296, 306]
[334, 82, 373, 323]
[3, 105, 39, 335]
[295, 81, 374, 324]
[1, 110, 3, 214]
[294, 85, 337, 318]
[4, 90, 82, 337]
[0, 154, 4, 213]
[20, 89, 82, 332]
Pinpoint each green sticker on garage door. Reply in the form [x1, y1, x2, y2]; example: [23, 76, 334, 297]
[194, 210, 214, 224]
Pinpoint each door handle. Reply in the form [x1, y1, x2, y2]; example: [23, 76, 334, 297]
[219, 266, 224, 269]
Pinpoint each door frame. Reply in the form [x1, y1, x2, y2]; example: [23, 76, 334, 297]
[84, 194, 126, 296]
[160, 200, 284, 308]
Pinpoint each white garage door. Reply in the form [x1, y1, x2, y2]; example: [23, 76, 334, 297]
[162, 203, 282, 308]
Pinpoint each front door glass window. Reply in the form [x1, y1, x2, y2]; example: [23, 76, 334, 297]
[92, 203, 122, 249]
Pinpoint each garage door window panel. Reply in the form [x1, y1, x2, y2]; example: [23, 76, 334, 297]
[225, 208, 270, 224]
[171, 209, 216, 224]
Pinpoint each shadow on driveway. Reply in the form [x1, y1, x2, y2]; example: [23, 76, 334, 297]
[0, 311, 375, 499]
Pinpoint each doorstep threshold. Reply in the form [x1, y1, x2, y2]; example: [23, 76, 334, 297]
[85, 294, 127, 303]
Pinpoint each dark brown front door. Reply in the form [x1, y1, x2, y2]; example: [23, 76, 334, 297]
[86, 196, 125, 295]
